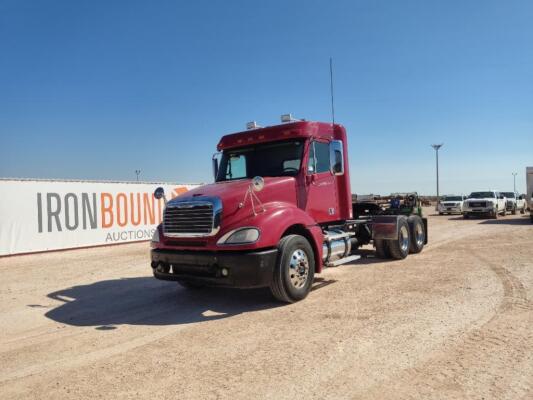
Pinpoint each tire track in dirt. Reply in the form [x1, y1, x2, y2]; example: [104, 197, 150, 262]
[366, 246, 532, 400]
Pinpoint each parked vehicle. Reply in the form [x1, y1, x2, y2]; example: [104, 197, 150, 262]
[526, 167, 533, 223]
[463, 191, 506, 219]
[501, 192, 519, 214]
[438, 195, 465, 215]
[516, 193, 527, 214]
[149, 117, 428, 302]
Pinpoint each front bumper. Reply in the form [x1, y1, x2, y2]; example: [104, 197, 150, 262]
[439, 205, 461, 213]
[151, 248, 278, 288]
[463, 207, 494, 215]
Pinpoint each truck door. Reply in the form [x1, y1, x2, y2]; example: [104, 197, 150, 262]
[305, 140, 339, 223]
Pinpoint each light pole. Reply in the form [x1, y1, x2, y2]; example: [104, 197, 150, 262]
[512, 172, 517, 193]
[431, 144, 443, 209]
[135, 169, 141, 182]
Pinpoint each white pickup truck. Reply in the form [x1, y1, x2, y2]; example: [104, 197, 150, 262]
[501, 191, 526, 215]
[438, 195, 465, 215]
[463, 191, 506, 219]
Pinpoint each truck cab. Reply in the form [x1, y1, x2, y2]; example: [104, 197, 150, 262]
[150, 118, 428, 302]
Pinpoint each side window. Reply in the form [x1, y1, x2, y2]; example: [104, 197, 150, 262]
[225, 154, 247, 180]
[308, 141, 330, 174]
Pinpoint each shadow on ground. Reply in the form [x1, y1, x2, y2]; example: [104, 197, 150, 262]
[480, 216, 532, 225]
[45, 276, 335, 328]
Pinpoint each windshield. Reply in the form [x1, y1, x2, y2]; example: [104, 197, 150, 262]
[469, 192, 494, 199]
[502, 192, 515, 198]
[442, 196, 462, 201]
[216, 140, 305, 182]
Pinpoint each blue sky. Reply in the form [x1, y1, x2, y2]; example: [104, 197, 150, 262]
[1, 0, 532, 195]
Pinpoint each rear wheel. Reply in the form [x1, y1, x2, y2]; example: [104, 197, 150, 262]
[408, 216, 425, 254]
[387, 218, 410, 260]
[270, 234, 315, 303]
[374, 239, 390, 259]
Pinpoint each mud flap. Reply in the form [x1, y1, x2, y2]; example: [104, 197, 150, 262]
[372, 215, 402, 240]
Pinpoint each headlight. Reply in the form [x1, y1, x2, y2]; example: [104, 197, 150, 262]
[217, 228, 260, 245]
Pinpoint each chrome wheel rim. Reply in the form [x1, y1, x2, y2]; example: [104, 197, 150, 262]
[399, 225, 409, 253]
[289, 249, 309, 289]
[415, 223, 425, 247]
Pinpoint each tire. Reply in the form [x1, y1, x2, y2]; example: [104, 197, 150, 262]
[520, 206, 525, 214]
[387, 218, 410, 260]
[530, 214, 533, 223]
[408, 215, 425, 254]
[492, 208, 498, 219]
[512, 206, 517, 215]
[463, 213, 469, 219]
[270, 234, 315, 303]
[176, 280, 204, 290]
[374, 239, 390, 259]
[438, 212, 443, 215]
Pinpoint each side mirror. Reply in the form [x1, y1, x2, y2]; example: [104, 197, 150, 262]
[329, 140, 344, 175]
[154, 187, 167, 205]
[154, 187, 165, 199]
[212, 153, 221, 181]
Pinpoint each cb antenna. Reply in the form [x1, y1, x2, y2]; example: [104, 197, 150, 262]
[329, 57, 335, 125]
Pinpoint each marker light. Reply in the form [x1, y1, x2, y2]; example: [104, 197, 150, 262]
[281, 113, 297, 123]
[246, 121, 261, 130]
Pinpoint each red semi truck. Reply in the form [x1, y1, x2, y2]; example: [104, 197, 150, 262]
[150, 116, 427, 302]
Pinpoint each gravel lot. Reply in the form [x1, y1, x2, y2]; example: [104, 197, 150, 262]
[1, 209, 532, 399]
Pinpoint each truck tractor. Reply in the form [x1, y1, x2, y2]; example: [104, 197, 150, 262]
[150, 116, 428, 302]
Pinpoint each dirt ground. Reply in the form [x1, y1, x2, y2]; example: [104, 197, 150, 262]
[0, 209, 531, 399]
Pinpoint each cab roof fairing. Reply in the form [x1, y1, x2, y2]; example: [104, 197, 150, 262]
[216, 121, 344, 151]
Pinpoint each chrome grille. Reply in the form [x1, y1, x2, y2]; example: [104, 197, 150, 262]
[163, 202, 214, 236]
[469, 201, 486, 208]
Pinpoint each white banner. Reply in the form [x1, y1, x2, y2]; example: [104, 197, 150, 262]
[0, 179, 200, 256]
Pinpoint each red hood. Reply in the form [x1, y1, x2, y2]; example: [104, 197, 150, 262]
[172, 176, 298, 222]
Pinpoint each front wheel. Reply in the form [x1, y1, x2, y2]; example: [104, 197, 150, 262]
[270, 234, 315, 303]
[511, 206, 517, 215]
